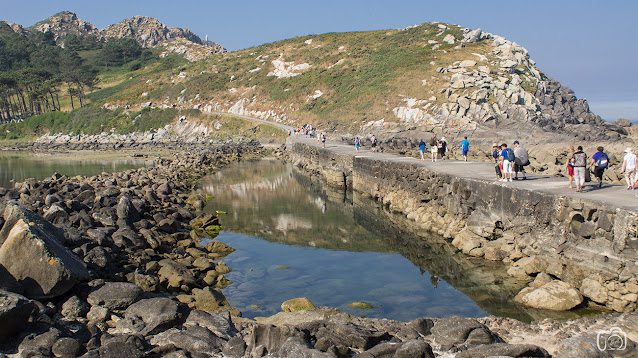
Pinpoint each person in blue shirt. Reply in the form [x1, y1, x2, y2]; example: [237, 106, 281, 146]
[419, 139, 426, 161]
[589, 146, 609, 188]
[460, 136, 469, 162]
[499, 143, 513, 182]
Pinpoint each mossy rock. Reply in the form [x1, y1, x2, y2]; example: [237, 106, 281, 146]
[347, 301, 375, 310]
[276, 266, 290, 270]
[281, 297, 315, 312]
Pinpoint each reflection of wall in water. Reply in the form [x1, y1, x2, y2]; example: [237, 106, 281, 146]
[294, 167, 592, 322]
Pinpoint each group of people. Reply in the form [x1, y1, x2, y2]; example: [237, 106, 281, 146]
[564, 145, 638, 193]
[491, 141, 530, 182]
[565, 146, 608, 192]
[353, 135, 378, 152]
[417, 134, 449, 162]
[322, 131, 636, 194]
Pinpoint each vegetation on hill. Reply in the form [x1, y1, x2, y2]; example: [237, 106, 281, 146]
[0, 27, 156, 121]
[0, 20, 612, 144]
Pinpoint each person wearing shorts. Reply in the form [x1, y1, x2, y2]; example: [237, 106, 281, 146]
[430, 134, 438, 162]
[566, 146, 575, 188]
[371, 135, 377, 152]
[572, 146, 587, 192]
[500, 143, 513, 182]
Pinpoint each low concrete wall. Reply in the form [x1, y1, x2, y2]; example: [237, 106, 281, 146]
[287, 140, 638, 313]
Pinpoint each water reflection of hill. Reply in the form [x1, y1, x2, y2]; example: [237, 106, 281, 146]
[200, 159, 598, 322]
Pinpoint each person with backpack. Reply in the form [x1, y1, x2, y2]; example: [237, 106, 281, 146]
[499, 143, 515, 182]
[460, 136, 469, 162]
[588, 146, 609, 189]
[572, 145, 588, 192]
[371, 135, 377, 152]
[430, 134, 438, 162]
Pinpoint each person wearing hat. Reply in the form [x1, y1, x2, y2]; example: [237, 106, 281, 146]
[621, 147, 637, 189]
[512, 140, 529, 180]
[492, 142, 502, 179]
[437, 137, 447, 160]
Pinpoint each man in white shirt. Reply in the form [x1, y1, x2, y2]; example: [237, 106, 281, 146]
[621, 147, 637, 190]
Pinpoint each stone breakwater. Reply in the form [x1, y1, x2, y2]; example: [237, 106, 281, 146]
[0, 141, 636, 357]
[286, 140, 638, 315]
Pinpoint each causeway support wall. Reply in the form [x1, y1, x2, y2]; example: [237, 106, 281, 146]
[287, 140, 638, 313]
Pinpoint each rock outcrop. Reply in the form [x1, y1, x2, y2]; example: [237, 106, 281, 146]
[4, 11, 226, 60]
[28, 11, 100, 41]
[0, 203, 90, 299]
[101, 15, 201, 48]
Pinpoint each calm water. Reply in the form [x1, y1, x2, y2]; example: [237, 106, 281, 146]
[199, 159, 577, 322]
[0, 151, 154, 188]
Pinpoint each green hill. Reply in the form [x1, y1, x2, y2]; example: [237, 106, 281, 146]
[2, 20, 625, 144]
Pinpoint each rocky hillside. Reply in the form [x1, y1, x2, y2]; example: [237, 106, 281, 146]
[101, 15, 202, 47]
[4, 11, 226, 59]
[29, 10, 100, 40]
[94, 22, 621, 143]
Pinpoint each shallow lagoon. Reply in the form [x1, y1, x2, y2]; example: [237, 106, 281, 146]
[199, 159, 551, 321]
[0, 150, 154, 188]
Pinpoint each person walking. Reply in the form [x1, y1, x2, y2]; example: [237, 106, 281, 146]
[499, 143, 514, 182]
[572, 146, 587, 192]
[460, 136, 469, 162]
[621, 147, 637, 189]
[354, 137, 361, 152]
[321, 133, 326, 148]
[438, 137, 447, 160]
[371, 135, 377, 152]
[566, 146, 575, 188]
[588, 146, 609, 189]
[419, 139, 426, 161]
[512, 140, 529, 180]
[430, 134, 438, 162]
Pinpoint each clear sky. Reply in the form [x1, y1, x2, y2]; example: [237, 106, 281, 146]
[2, 0, 637, 122]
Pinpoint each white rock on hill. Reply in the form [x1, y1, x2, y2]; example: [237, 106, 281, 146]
[268, 55, 311, 78]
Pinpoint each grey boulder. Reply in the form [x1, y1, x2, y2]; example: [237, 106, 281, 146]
[87, 282, 144, 310]
[0, 204, 89, 299]
[0, 289, 38, 339]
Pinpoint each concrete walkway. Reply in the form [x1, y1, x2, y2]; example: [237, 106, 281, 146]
[288, 134, 638, 211]
[214, 111, 637, 211]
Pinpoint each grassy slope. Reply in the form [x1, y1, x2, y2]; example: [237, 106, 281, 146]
[2, 22, 518, 140]
[92, 23, 498, 132]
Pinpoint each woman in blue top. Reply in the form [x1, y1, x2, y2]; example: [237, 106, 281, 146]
[354, 137, 361, 152]
[589, 146, 609, 188]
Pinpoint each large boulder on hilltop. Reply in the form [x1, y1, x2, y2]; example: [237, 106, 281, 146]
[0, 203, 89, 299]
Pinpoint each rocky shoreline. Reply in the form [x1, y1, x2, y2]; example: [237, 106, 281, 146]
[0, 141, 636, 357]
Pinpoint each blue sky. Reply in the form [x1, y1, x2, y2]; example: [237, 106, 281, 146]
[3, 0, 637, 122]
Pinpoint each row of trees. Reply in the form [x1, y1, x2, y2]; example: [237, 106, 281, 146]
[0, 29, 146, 122]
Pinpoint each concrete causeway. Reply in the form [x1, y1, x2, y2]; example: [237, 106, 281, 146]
[288, 134, 638, 211]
